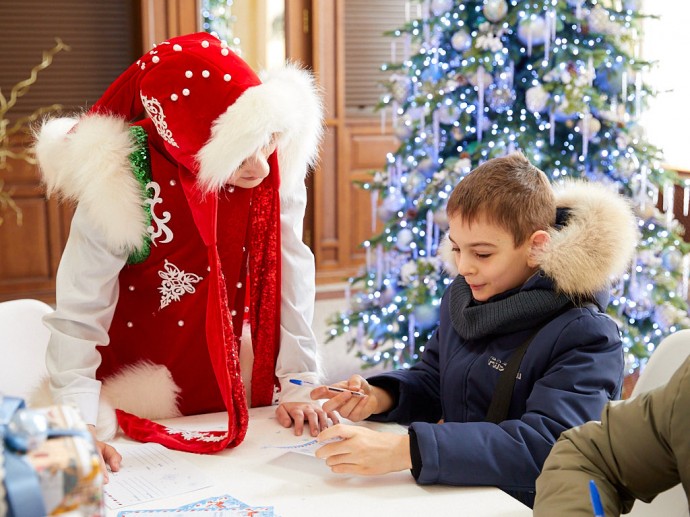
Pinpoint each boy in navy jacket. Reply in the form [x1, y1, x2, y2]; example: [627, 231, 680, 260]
[311, 152, 638, 506]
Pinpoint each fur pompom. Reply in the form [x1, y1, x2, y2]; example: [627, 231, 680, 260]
[100, 361, 182, 425]
[34, 114, 148, 254]
[28, 362, 182, 441]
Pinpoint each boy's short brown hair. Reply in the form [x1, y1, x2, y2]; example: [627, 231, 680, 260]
[446, 152, 556, 246]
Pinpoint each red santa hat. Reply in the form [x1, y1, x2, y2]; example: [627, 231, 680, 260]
[35, 32, 323, 254]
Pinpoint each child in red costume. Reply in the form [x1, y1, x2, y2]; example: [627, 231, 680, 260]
[34, 32, 330, 475]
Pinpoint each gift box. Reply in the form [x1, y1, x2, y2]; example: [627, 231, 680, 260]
[1, 396, 104, 516]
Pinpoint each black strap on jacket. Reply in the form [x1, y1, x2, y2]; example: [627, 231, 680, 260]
[484, 302, 594, 424]
[484, 329, 540, 424]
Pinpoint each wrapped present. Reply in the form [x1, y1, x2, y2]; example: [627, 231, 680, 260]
[1, 396, 104, 516]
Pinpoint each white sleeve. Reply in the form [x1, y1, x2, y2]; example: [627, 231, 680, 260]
[275, 185, 322, 403]
[43, 204, 127, 425]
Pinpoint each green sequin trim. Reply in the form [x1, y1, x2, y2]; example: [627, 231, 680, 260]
[126, 125, 153, 265]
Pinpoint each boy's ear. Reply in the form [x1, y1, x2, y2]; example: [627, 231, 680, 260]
[527, 230, 550, 268]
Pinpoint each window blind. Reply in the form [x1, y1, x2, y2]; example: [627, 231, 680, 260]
[0, 0, 141, 124]
[343, 0, 407, 117]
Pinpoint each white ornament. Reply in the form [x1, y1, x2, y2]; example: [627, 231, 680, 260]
[578, 115, 601, 140]
[525, 85, 549, 113]
[396, 228, 415, 251]
[588, 5, 610, 34]
[437, 103, 462, 125]
[431, 0, 454, 16]
[389, 74, 411, 103]
[381, 189, 406, 215]
[517, 16, 547, 48]
[483, 0, 508, 23]
[417, 157, 436, 175]
[450, 30, 471, 52]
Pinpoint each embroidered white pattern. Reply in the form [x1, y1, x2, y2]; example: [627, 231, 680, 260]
[145, 181, 173, 246]
[164, 427, 227, 443]
[158, 259, 203, 309]
[140, 93, 179, 148]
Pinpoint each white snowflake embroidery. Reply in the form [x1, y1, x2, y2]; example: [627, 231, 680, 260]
[144, 181, 173, 246]
[158, 259, 203, 309]
[141, 93, 179, 148]
[164, 427, 227, 443]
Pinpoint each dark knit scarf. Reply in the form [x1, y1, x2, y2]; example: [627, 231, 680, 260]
[448, 274, 572, 340]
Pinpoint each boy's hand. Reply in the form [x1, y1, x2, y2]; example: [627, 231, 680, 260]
[315, 425, 411, 475]
[275, 401, 339, 437]
[87, 424, 121, 483]
[309, 375, 389, 422]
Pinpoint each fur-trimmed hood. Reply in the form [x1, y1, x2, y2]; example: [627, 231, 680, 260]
[439, 180, 639, 300]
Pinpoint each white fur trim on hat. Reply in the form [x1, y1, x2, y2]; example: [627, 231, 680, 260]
[34, 114, 148, 254]
[196, 64, 324, 198]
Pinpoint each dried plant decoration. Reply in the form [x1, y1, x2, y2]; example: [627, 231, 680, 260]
[0, 38, 70, 225]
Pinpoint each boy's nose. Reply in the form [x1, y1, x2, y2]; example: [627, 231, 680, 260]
[456, 258, 475, 277]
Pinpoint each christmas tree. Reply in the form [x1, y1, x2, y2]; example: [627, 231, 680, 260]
[328, 0, 690, 376]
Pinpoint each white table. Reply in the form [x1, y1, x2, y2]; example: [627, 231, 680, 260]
[106, 406, 532, 517]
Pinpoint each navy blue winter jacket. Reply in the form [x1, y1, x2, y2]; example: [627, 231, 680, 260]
[368, 272, 623, 505]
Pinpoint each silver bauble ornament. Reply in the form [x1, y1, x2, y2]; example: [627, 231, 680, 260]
[437, 104, 462, 125]
[577, 116, 601, 141]
[517, 16, 547, 46]
[661, 248, 683, 270]
[616, 154, 639, 180]
[406, 171, 427, 193]
[525, 85, 549, 113]
[417, 157, 436, 176]
[396, 228, 415, 251]
[588, 5, 610, 34]
[382, 190, 406, 214]
[450, 30, 471, 52]
[487, 84, 516, 113]
[624, 296, 653, 321]
[377, 204, 395, 222]
[431, 0, 454, 16]
[483, 0, 508, 23]
[389, 74, 411, 103]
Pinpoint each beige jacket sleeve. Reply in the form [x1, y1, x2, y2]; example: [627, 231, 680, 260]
[534, 356, 690, 517]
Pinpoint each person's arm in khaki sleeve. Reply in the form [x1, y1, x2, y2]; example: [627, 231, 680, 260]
[534, 356, 690, 517]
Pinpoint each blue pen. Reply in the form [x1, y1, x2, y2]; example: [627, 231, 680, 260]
[589, 479, 605, 517]
[289, 379, 365, 397]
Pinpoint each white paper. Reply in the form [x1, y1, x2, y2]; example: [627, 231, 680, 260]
[104, 442, 213, 509]
[264, 436, 341, 457]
